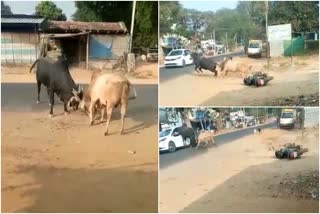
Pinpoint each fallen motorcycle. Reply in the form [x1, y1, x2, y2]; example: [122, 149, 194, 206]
[243, 72, 274, 87]
[275, 143, 308, 160]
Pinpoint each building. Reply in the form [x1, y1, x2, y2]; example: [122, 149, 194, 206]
[1, 14, 129, 70]
[303, 107, 319, 128]
[45, 20, 129, 69]
[1, 14, 47, 64]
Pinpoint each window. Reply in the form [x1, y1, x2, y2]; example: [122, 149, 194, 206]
[160, 129, 172, 138]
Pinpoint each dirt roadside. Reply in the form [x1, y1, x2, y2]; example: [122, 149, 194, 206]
[160, 55, 319, 106]
[160, 127, 319, 213]
[1, 63, 158, 85]
[1, 62, 159, 212]
[2, 110, 158, 212]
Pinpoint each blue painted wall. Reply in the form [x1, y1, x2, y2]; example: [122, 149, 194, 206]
[89, 35, 112, 59]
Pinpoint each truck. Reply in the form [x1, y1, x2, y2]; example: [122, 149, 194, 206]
[279, 109, 296, 129]
[248, 40, 262, 58]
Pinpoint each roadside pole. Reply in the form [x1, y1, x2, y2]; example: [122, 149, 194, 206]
[291, 36, 293, 67]
[129, 0, 136, 53]
[265, 1, 270, 69]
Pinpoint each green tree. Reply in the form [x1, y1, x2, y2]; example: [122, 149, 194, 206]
[73, 1, 132, 29]
[35, 1, 66, 21]
[73, 1, 158, 48]
[160, 1, 182, 35]
[133, 1, 158, 48]
[1, 1, 12, 15]
[268, 1, 319, 32]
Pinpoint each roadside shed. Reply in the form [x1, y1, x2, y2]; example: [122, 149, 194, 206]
[45, 21, 129, 69]
[1, 14, 47, 64]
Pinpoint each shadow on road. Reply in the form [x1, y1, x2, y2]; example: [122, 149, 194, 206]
[181, 154, 319, 213]
[2, 164, 158, 213]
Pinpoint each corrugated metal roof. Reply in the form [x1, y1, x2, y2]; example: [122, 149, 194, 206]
[1, 15, 46, 24]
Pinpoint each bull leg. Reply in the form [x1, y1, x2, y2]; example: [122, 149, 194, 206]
[36, 81, 41, 104]
[196, 142, 200, 150]
[63, 101, 69, 115]
[104, 105, 114, 136]
[100, 107, 106, 122]
[120, 102, 127, 135]
[88, 101, 97, 125]
[46, 88, 51, 106]
[48, 89, 54, 117]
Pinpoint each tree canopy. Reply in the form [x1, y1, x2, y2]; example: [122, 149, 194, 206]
[35, 1, 66, 21]
[160, 1, 319, 47]
[1, 1, 12, 15]
[73, 1, 158, 48]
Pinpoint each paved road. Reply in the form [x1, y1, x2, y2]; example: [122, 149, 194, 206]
[159, 121, 277, 169]
[160, 51, 245, 83]
[1, 83, 158, 112]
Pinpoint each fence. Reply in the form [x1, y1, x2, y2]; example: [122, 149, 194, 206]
[283, 37, 319, 56]
[1, 32, 40, 64]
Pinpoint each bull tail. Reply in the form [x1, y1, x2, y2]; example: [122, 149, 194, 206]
[127, 82, 137, 100]
[30, 59, 40, 73]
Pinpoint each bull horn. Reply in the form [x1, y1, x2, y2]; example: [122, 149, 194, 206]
[72, 88, 78, 96]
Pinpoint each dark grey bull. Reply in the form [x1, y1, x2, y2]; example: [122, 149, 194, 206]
[30, 57, 83, 117]
[177, 123, 197, 147]
[191, 52, 219, 76]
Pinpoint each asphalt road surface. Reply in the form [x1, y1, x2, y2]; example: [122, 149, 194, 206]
[1, 83, 158, 112]
[159, 121, 277, 169]
[160, 51, 245, 83]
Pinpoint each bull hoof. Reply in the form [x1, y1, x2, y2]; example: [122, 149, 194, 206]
[64, 111, 69, 115]
[36, 101, 40, 104]
[104, 132, 108, 136]
[120, 131, 125, 135]
[49, 114, 53, 118]
[90, 121, 94, 126]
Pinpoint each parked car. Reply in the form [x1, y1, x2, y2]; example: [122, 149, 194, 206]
[279, 109, 296, 129]
[248, 40, 262, 58]
[164, 49, 193, 67]
[159, 127, 190, 153]
[146, 48, 158, 62]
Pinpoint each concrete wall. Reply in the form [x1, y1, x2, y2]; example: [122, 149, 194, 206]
[1, 32, 40, 64]
[304, 107, 319, 128]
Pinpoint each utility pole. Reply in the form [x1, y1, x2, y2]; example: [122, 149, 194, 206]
[129, 0, 136, 53]
[265, 1, 270, 68]
[225, 32, 228, 52]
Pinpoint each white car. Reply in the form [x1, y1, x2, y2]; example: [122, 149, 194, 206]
[279, 111, 295, 129]
[159, 127, 190, 153]
[248, 40, 262, 57]
[164, 49, 193, 67]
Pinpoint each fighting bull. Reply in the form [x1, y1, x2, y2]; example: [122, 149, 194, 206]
[191, 52, 219, 76]
[30, 57, 83, 117]
[79, 73, 137, 136]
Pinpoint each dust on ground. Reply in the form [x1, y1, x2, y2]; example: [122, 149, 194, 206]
[1, 63, 158, 84]
[129, 63, 158, 79]
[160, 55, 319, 106]
[160, 127, 319, 213]
[2, 108, 158, 212]
[264, 93, 319, 106]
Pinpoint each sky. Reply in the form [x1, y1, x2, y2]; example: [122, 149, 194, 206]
[4, 1, 76, 20]
[180, 0, 238, 12]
